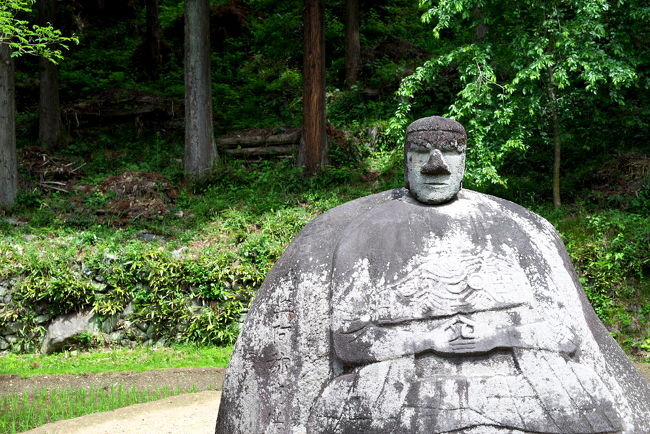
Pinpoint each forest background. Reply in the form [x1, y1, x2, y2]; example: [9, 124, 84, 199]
[0, 0, 648, 361]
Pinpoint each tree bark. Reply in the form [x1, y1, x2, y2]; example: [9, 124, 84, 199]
[299, 0, 327, 176]
[38, 0, 62, 150]
[0, 45, 17, 207]
[144, 0, 162, 79]
[472, 7, 488, 41]
[344, 0, 360, 88]
[184, 0, 217, 181]
[547, 66, 561, 209]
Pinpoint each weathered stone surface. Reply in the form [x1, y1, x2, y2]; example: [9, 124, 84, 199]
[41, 311, 99, 354]
[99, 313, 120, 333]
[34, 314, 51, 324]
[216, 117, 650, 433]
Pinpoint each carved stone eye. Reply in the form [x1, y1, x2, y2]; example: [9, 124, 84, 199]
[467, 273, 484, 290]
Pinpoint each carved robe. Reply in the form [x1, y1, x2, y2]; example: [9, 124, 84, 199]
[216, 189, 650, 434]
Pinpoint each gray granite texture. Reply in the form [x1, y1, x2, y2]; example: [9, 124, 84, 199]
[216, 189, 650, 433]
[216, 116, 650, 433]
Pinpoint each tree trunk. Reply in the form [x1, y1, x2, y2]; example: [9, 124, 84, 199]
[38, 0, 62, 149]
[472, 7, 488, 41]
[299, 0, 327, 176]
[144, 0, 162, 79]
[547, 66, 561, 209]
[184, 0, 217, 180]
[0, 45, 17, 207]
[344, 0, 360, 88]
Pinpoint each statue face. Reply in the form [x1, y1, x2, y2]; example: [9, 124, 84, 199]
[406, 138, 466, 204]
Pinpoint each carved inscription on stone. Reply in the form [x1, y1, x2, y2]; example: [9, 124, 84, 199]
[268, 281, 294, 428]
[312, 230, 622, 433]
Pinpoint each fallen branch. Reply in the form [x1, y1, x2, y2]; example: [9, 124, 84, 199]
[217, 131, 301, 149]
[224, 145, 296, 156]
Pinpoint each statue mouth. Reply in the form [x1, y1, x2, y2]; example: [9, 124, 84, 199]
[424, 181, 447, 185]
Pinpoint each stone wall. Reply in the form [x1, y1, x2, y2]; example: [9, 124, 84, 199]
[0, 275, 237, 354]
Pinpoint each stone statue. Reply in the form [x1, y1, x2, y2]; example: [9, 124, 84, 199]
[216, 116, 650, 433]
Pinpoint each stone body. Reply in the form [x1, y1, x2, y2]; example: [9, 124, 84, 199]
[216, 117, 650, 433]
[216, 189, 650, 433]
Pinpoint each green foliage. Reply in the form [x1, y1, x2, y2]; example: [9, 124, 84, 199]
[0, 345, 232, 377]
[0, 155, 403, 353]
[0, 0, 77, 61]
[548, 208, 650, 357]
[390, 0, 646, 190]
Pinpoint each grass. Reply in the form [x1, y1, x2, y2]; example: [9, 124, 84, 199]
[0, 383, 198, 433]
[0, 345, 233, 378]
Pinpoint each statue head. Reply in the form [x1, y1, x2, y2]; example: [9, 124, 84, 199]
[404, 116, 467, 204]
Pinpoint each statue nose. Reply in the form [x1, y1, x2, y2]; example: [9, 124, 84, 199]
[421, 149, 450, 175]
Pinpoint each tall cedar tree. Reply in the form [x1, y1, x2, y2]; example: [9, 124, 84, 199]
[299, 0, 327, 176]
[0, 45, 17, 206]
[38, 0, 63, 149]
[184, 0, 217, 180]
[0, 0, 75, 206]
[144, 0, 162, 79]
[344, 0, 360, 88]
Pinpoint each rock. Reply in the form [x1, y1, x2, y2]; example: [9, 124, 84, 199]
[35, 314, 51, 324]
[91, 281, 108, 293]
[41, 311, 100, 354]
[0, 337, 9, 350]
[237, 312, 247, 327]
[217, 116, 650, 433]
[109, 332, 123, 342]
[172, 246, 188, 259]
[137, 232, 163, 242]
[98, 314, 120, 333]
[22, 234, 36, 242]
[122, 302, 134, 317]
[0, 284, 8, 297]
[5, 217, 18, 225]
[4, 335, 17, 344]
[145, 324, 155, 338]
[3, 322, 19, 334]
[2, 294, 12, 304]
[190, 298, 206, 313]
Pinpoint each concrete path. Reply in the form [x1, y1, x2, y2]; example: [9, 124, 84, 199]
[25, 391, 221, 434]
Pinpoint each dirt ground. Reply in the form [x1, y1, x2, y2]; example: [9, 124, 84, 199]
[0, 367, 225, 397]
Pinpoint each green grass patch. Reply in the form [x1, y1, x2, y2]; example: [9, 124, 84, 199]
[0, 384, 198, 433]
[0, 345, 232, 378]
